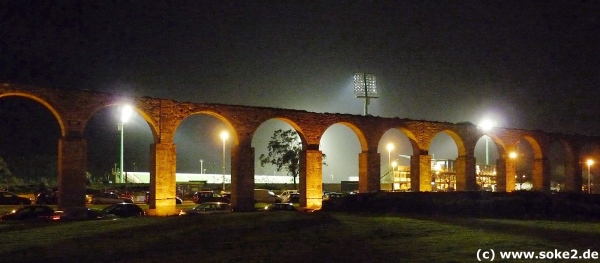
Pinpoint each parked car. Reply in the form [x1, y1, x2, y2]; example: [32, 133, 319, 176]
[0, 191, 32, 205]
[180, 202, 232, 215]
[287, 193, 300, 203]
[35, 190, 58, 205]
[99, 203, 145, 218]
[278, 190, 298, 202]
[192, 191, 230, 204]
[326, 192, 344, 199]
[264, 203, 297, 212]
[0, 205, 60, 222]
[91, 192, 134, 204]
[55, 207, 101, 221]
[144, 192, 183, 204]
[221, 192, 231, 200]
[254, 189, 282, 203]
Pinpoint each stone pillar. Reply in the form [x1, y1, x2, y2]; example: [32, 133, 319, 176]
[506, 157, 517, 192]
[147, 143, 177, 216]
[456, 155, 477, 191]
[300, 149, 322, 209]
[564, 151, 581, 192]
[358, 151, 380, 193]
[409, 155, 420, 192]
[418, 155, 432, 191]
[496, 158, 507, 192]
[230, 144, 255, 212]
[531, 158, 550, 191]
[57, 137, 87, 209]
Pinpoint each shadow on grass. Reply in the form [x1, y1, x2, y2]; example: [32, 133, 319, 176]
[1, 212, 346, 263]
[0, 220, 61, 233]
[405, 214, 600, 249]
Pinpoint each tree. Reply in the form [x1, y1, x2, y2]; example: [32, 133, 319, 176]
[0, 156, 10, 177]
[259, 129, 326, 188]
[0, 156, 18, 187]
[7, 154, 57, 184]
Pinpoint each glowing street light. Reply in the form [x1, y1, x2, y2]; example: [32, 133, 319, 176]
[220, 131, 229, 191]
[587, 159, 594, 194]
[118, 105, 133, 184]
[354, 73, 378, 116]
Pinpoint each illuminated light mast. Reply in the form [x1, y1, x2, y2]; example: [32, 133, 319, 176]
[354, 73, 378, 116]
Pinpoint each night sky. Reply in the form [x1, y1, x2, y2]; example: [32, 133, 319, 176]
[1, 1, 599, 181]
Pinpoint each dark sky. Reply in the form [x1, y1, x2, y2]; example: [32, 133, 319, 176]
[1, 1, 599, 181]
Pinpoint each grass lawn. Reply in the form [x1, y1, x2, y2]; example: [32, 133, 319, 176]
[1, 208, 600, 263]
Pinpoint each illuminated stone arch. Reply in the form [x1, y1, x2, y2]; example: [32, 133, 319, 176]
[0, 92, 66, 137]
[411, 127, 467, 157]
[375, 126, 420, 192]
[83, 101, 160, 143]
[396, 126, 422, 155]
[552, 138, 578, 191]
[517, 135, 545, 190]
[555, 139, 575, 166]
[483, 134, 508, 157]
[265, 117, 308, 148]
[441, 129, 467, 156]
[330, 121, 380, 194]
[329, 121, 368, 151]
[172, 110, 239, 146]
[521, 135, 543, 159]
[250, 116, 307, 182]
[430, 129, 468, 190]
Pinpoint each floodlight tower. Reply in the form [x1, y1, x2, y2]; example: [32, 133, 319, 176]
[354, 73, 378, 116]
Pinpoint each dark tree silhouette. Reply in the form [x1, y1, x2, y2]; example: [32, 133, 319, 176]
[259, 129, 326, 188]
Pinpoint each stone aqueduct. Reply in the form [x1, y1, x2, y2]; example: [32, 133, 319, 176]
[1, 83, 599, 215]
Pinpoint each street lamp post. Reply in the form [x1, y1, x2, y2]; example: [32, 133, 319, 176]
[480, 120, 495, 167]
[587, 159, 594, 194]
[485, 137, 489, 166]
[391, 161, 397, 191]
[386, 143, 394, 184]
[118, 105, 133, 184]
[200, 159, 204, 174]
[220, 131, 229, 191]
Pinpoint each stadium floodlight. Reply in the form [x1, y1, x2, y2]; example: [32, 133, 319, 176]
[354, 73, 378, 116]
